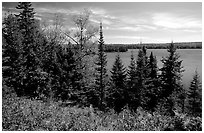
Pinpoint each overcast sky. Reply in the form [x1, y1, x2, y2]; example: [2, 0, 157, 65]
[2, 2, 202, 44]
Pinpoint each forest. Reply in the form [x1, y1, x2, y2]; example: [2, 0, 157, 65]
[104, 42, 202, 52]
[2, 2, 202, 131]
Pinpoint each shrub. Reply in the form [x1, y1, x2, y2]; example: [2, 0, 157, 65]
[2, 94, 202, 131]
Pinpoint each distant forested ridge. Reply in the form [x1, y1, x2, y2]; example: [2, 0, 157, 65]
[104, 42, 202, 52]
[104, 44, 128, 52]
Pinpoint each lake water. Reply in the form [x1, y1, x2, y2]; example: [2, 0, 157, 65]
[106, 49, 202, 89]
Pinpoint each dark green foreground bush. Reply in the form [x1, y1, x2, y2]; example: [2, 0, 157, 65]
[2, 91, 202, 131]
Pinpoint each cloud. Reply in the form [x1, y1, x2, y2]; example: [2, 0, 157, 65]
[35, 16, 42, 20]
[89, 17, 113, 25]
[152, 13, 201, 29]
[182, 29, 201, 33]
[106, 35, 148, 40]
[99, 15, 157, 31]
[117, 26, 141, 31]
[36, 7, 51, 13]
[107, 24, 157, 32]
[90, 7, 116, 19]
[2, 6, 20, 15]
[90, 8, 106, 15]
[2, 10, 8, 19]
[35, 6, 118, 27]
[36, 7, 73, 15]
[102, 19, 113, 25]
[119, 16, 149, 25]
[88, 7, 119, 26]
[138, 25, 157, 30]
[89, 18, 100, 24]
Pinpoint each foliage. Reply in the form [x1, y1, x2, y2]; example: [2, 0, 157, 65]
[109, 53, 127, 112]
[127, 51, 139, 110]
[112, 42, 202, 50]
[93, 23, 108, 110]
[160, 42, 185, 115]
[127, 51, 137, 84]
[148, 52, 158, 79]
[47, 44, 80, 101]
[64, 9, 98, 90]
[104, 44, 128, 52]
[134, 46, 149, 109]
[142, 52, 161, 112]
[2, 92, 202, 131]
[2, 13, 23, 88]
[103, 42, 202, 52]
[186, 70, 202, 117]
[3, 3, 47, 97]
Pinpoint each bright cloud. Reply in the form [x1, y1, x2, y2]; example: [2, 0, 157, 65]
[107, 24, 157, 32]
[89, 8, 118, 26]
[107, 35, 148, 40]
[36, 7, 79, 15]
[152, 13, 201, 29]
[90, 8, 106, 15]
[117, 26, 141, 31]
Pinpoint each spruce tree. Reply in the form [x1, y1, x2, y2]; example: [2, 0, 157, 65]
[127, 51, 139, 110]
[94, 22, 108, 110]
[187, 70, 202, 117]
[135, 46, 149, 108]
[56, 45, 79, 101]
[15, 2, 44, 97]
[159, 41, 184, 115]
[136, 46, 149, 84]
[128, 51, 137, 86]
[143, 52, 160, 112]
[110, 53, 127, 112]
[2, 14, 23, 92]
[149, 52, 158, 79]
[16, 2, 35, 29]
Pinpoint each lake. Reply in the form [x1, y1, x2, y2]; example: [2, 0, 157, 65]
[106, 49, 202, 89]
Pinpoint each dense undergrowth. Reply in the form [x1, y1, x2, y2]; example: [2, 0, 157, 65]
[2, 86, 202, 131]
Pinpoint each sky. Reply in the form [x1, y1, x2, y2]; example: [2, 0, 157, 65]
[2, 2, 202, 44]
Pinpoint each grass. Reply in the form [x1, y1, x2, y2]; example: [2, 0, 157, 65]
[2, 86, 202, 131]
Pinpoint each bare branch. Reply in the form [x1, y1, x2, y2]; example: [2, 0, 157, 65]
[63, 31, 79, 45]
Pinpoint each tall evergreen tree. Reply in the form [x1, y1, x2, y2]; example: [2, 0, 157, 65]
[136, 46, 149, 83]
[41, 41, 82, 101]
[94, 22, 108, 110]
[143, 52, 160, 112]
[128, 51, 137, 86]
[2, 13, 28, 97]
[127, 51, 139, 110]
[187, 70, 202, 117]
[2, 14, 23, 89]
[15, 2, 44, 97]
[135, 46, 149, 108]
[159, 41, 184, 115]
[15, 2, 35, 30]
[55, 45, 80, 101]
[109, 53, 127, 112]
[148, 52, 158, 79]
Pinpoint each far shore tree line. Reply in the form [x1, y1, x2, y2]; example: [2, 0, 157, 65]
[104, 42, 202, 52]
[2, 2, 202, 117]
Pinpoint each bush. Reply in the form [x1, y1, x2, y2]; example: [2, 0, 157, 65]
[2, 94, 202, 131]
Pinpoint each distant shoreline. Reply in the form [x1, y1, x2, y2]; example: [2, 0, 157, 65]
[104, 42, 202, 52]
[106, 41, 202, 45]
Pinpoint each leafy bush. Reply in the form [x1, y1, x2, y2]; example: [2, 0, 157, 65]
[2, 92, 202, 131]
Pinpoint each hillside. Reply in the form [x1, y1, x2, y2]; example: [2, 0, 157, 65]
[2, 86, 202, 131]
